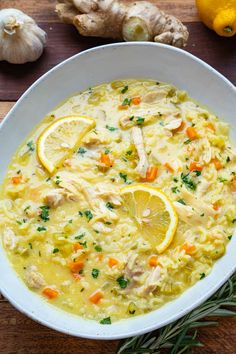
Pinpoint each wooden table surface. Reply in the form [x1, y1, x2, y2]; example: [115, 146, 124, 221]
[0, 1, 236, 353]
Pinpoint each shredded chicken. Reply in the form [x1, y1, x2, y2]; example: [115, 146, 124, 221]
[198, 178, 211, 196]
[23, 201, 40, 218]
[164, 118, 182, 131]
[92, 221, 112, 233]
[44, 188, 78, 207]
[124, 254, 143, 279]
[174, 187, 216, 225]
[56, 171, 119, 222]
[95, 184, 122, 206]
[3, 228, 18, 250]
[139, 266, 161, 296]
[25, 265, 46, 289]
[131, 126, 149, 177]
[142, 90, 167, 103]
[82, 127, 118, 146]
[119, 114, 157, 129]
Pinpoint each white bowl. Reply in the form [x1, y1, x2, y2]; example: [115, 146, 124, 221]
[0, 43, 235, 340]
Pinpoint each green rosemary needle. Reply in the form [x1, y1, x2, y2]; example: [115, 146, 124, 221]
[117, 274, 236, 354]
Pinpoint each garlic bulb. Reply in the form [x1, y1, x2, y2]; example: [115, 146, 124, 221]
[0, 9, 47, 64]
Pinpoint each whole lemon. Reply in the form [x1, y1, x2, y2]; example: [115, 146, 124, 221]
[196, 0, 236, 36]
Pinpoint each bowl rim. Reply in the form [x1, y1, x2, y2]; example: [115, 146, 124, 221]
[0, 42, 236, 340]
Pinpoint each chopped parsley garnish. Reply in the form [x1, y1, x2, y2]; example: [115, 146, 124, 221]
[228, 235, 232, 240]
[104, 148, 110, 154]
[28, 243, 33, 249]
[126, 150, 133, 156]
[121, 85, 128, 94]
[200, 273, 206, 279]
[200, 213, 205, 217]
[218, 177, 228, 183]
[37, 226, 47, 232]
[226, 156, 231, 163]
[68, 219, 73, 224]
[78, 147, 87, 155]
[136, 117, 145, 125]
[24, 205, 31, 212]
[106, 202, 114, 210]
[122, 98, 131, 106]
[75, 233, 85, 240]
[173, 177, 178, 183]
[105, 125, 118, 132]
[171, 186, 180, 194]
[53, 248, 59, 254]
[181, 172, 196, 191]
[117, 276, 129, 289]
[100, 317, 111, 325]
[78, 211, 83, 217]
[16, 220, 23, 225]
[55, 176, 61, 185]
[94, 245, 102, 252]
[91, 268, 99, 278]
[193, 170, 201, 176]
[26, 140, 35, 152]
[46, 177, 51, 182]
[105, 221, 112, 225]
[232, 219, 236, 224]
[84, 210, 93, 221]
[119, 172, 127, 183]
[16, 170, 21, 174]
[79, 241, 87, 248]
[39, 205, 50, 222]
[184, 139, 191, 145]
[129, 116, 134, 121]
[177, 199, 186, 205]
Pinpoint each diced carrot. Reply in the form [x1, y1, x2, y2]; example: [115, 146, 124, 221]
[186, 127, 198, 140]
[89, 289, 104, 304]
[100, 153, 113, 167]
[73, 243, 83, 252]
[68, 260, 84, 273]
[131, 96, 141, 105]
[108, 257, 119, 268]
[144, 166, 158, 182]
[173, 121, 185, 133]
[118, 105, 129, 110]
[42, 287, 59, 300]
[206, 122, 215, 132]
[11, 176, 22, 184]
[148, 255, 158, 267]
[181, 243, 196, 255]
[212, 158, 222, 170]
[189, 161, 203, 172]
[164, 163, 174, 173]
[72, 273, 82, 281]
[212, 201, 221, 211]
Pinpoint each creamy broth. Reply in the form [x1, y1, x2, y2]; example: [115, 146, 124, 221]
[1, 79, 236, 324]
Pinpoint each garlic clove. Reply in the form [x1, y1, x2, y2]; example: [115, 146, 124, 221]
[0, 8, 47, 64]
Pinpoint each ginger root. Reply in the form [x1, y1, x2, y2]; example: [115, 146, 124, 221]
[56, 0, 189, 48]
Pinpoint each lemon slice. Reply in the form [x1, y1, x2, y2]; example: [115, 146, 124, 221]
[120, 184, 178, 253]
[37, 116, 96, 173]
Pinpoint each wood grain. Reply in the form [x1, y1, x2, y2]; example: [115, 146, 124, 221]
[0, 301, 118, 354]
[0, 0, 199, 22]
[0, 21, 235, 101]
[0, 102, 14, 121]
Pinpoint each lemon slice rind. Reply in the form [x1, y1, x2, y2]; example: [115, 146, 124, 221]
[120, 184, 178, 253]
[37, 115, 96, 173]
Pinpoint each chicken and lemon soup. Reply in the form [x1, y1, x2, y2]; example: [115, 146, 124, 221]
[1, 79, 236, 324]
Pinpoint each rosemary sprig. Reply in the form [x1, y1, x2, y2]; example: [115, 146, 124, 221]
[117, 274, 236, 354]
